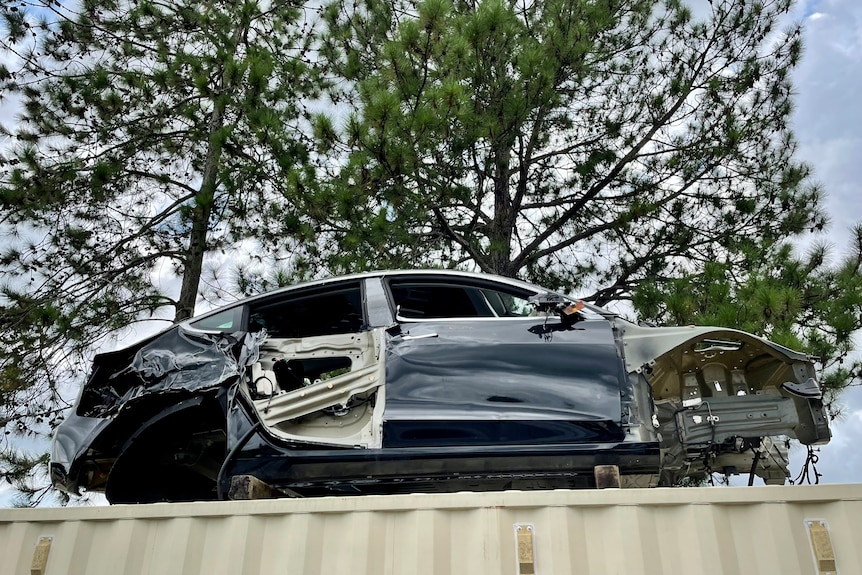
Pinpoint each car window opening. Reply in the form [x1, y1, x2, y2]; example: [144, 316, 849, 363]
[189, 307, 241, 331]
[390, 281, 532, 319]
[249, 285, 365, 338]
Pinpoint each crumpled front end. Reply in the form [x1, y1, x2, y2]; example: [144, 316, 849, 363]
[619, 322, 831, 485]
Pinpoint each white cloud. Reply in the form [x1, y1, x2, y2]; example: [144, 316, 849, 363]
[800, 399, 862, 484]
[787, 0, 862, 484]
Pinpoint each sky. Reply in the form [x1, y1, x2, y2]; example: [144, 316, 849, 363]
[1, 0, 862, 504]
[780, 0, 862, 485]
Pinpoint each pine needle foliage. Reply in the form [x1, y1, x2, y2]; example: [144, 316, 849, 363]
[0, 0, 322, 505]
[319, 0, 826, 300]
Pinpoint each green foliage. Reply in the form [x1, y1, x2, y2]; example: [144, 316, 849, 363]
[319, 0, 826, 301]
[313, 0, 862, 396]
[0, 450, 66, 507]
[633, 227, 862, 399]
[1, 0, 322, 504]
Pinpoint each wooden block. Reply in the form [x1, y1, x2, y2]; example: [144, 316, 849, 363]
[228, 474, 284, 500]
[594, 465, 621, 489]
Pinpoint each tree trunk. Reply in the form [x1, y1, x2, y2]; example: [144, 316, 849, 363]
[488, 143, 515, 277]
[173, 24, 245, 322]
[174, 106, 225, 321]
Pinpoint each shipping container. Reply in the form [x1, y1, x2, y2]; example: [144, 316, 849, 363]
[2, 484, 859, 575]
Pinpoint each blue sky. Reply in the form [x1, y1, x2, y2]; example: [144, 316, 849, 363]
[782, 0, 862, 484]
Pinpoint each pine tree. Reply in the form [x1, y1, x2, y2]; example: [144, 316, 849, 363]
[633, 227, 862, 401]
[318, 0, 827, 298]
[313, 0, 862, 394]
[0, 0, 320, 504]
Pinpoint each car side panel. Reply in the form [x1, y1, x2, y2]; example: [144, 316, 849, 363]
[382, 318, 626, 446]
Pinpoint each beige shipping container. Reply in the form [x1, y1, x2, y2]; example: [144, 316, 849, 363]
[2, 484, 860, 575]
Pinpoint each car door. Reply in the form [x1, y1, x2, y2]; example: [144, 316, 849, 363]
[381, 277, 627, 448]
[240, 281, 387, 448]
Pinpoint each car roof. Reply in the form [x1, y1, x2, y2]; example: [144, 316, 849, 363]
[188, 269, 554, 323]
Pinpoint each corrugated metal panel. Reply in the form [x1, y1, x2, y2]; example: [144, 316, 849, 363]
[2, 484, 860, 575]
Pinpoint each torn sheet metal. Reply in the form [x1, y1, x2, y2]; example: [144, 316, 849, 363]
[77, 328, 266, 418]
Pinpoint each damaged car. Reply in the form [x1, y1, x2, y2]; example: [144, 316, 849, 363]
[51, 270, 832, 503]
